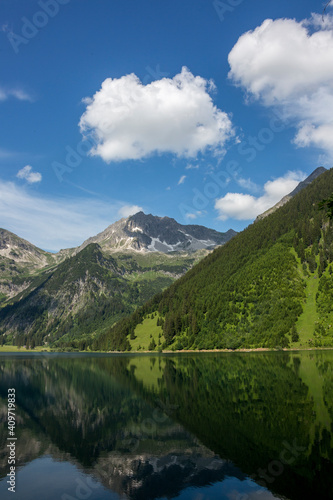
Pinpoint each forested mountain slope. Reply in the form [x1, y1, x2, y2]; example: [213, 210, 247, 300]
[96, 167, 333, 351]
[0, 244, 204, 349]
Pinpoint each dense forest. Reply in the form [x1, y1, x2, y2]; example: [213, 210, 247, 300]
[91, 168, 333, 351]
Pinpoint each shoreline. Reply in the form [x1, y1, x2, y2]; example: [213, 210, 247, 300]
[1, 346, 333, 354]
[104, 346, 333, 354]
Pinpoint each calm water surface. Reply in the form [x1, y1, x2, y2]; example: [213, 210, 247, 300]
[0, 351, 332, 500]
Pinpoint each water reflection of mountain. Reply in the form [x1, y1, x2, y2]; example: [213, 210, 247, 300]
[0, 351, 332, 500]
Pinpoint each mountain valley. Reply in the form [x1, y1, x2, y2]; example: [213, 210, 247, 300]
[0, 214, 235, 349]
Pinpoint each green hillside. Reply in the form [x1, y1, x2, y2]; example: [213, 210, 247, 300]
[94, 168, 333, 351]
[0, 244, 202, 350]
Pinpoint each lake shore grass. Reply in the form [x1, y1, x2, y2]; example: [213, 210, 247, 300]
[0, 345, 50, 352]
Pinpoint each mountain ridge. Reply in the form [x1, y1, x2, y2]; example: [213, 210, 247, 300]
[74, 211, 236, 254]
[255, 166, 327, 222]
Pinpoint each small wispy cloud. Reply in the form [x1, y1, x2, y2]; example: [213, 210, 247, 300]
[0, 148, 15, 159]
[118, 204, 143, 218]
[236, 176, 260, 192]
[185, 163, 199, 170]
[178, 175, 186, 185]
[16, 165, 42, 184]
[0, 87, 33, 102]
[185, 210, 203, 220]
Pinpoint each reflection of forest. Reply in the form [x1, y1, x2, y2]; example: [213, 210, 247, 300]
[0, 351, 332, 500]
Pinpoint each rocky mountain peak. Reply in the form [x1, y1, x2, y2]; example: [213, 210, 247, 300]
[79, 212, 236, 254]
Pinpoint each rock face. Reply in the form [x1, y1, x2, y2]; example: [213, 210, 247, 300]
[77, 212, 237, 254]
[0, 228, 53, 268]
[255, 167, 327, 222]
[0, 229, 56, 301]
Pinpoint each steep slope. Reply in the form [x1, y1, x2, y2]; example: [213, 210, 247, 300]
[256, 167, 326, 221]
[76, 211, 236, 254]
[97, 167, 333, 351]
[0, 229, 57, 302]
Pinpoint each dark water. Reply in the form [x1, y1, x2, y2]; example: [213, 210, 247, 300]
[0, 350, 332, 500]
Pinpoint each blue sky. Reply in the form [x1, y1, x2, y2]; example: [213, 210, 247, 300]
[1, 0, 333, 251]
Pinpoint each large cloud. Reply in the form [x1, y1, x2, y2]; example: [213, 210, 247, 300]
[228, 12, 333, 154]
[215, 171, 305, 220]
[79, 67, 234, 162]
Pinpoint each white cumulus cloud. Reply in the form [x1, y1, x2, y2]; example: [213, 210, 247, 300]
[79, 67, 234, 162]
[228, 13, 333, 155]
[178, 175, 186, 185]
[215, 171, 306, 221]
[118, 205, 143, 218]
[16, 165, 42, 184]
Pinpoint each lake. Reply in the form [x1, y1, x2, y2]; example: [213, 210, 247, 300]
[0, 350, 332, 500]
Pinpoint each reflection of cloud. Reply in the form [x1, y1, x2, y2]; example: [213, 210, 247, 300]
[215, 171, 305, 220]
[79, 67, 234, 161]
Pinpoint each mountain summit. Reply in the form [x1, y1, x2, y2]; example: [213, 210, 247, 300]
[78, 212, 236, 254]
